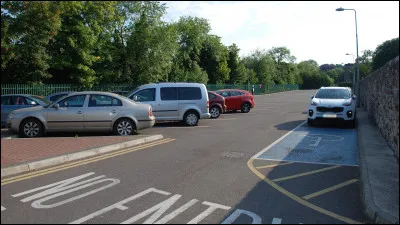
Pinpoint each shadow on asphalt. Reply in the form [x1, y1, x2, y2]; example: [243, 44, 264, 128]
[274, 119, 355, 131]
[217, 163, 365, 224]
[274, 120, 306, 131]
[223, 110, 242, 114]
[154, 121, 189, 127]
[309, 120, 355, 130]
[217, 122, 364, 224]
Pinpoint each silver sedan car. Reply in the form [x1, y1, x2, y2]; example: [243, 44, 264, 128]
[7, 91, 155, 138]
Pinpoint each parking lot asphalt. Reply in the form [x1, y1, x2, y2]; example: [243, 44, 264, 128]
[1, 90, 365, 224]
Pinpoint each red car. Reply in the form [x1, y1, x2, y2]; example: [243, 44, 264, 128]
[208, 91, 227, 119]
[215, 89, 255, 113]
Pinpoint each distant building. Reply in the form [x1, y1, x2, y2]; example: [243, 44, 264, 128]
[344, 63, 354, 82]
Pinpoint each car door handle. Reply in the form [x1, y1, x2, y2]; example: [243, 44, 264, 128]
[111, 110, 117, 113]
[77, 111, 82, 114]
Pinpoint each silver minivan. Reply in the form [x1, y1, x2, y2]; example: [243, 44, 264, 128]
[127, 83, 211, 126]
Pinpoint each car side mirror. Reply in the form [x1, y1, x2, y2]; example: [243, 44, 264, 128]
[54, 103, 60, 109]
[352, 94, 356, 100]
[311, 95, 314, 99]
[30, 101, 37, 105]
[133, 96, 138, 101]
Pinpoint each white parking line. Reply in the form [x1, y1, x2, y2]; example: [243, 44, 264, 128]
[252, 121, 307, 159]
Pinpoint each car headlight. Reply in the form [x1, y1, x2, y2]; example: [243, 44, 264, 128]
[343, 100, 352, 106]
[311, 101, 318, 106]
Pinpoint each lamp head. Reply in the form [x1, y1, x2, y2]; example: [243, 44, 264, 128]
[336, 7, 345, 11]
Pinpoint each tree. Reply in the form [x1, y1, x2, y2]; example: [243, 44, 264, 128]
[227, 44, 246, 84]
[242, 49, 276, 85]
[267, 47, 297, 84]
[267, 46, 296, 65]
[1, 1, 62, 84]
[246, 68, 258, 84]
[46, 1, 117, 87]
[319, 64, 336, 71]
[326, 67, 345, 84]
[168, 16, 211, 83]
[126, 2, 178, 85]
[198, 35, 230, 84]
[357, 49, 373, 79]
[297, 60, 320, 89]
[301, 71, 333, 89]
[372, 37, 399, 71]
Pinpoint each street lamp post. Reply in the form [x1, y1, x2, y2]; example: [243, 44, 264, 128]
[336, 7, 360, 106]
[346, 53, 356, 91]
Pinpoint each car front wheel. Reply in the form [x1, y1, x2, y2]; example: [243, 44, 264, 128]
[209, 106, 221, 119]
[19, 118, 44, 138]
[241, 103, 251, 113]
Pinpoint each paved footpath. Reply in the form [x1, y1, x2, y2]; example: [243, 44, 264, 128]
[1, 90, 368, 224]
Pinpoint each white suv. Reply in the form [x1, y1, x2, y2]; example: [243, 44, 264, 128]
[127, 83, 211, 126]
[308, 87, 356, 128]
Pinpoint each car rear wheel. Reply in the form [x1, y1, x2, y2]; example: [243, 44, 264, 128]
[19, 118, 44, 138]
[210, 106, 221, 119]
[184, 111, 199, 126]
[241, 103, 251, 113]
[114, 118, 136, 136]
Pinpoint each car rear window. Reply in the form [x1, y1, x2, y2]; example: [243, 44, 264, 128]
[217, 91, 230, 97]
[178, 87, 202, 100]
[208, 93, 216, 99]
[231, 91, 243, 96]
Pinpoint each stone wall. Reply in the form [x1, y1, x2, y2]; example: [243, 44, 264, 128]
[359, 56, 399, 159]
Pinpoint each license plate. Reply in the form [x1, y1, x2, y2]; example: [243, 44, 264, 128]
[322, 114, 337, 118]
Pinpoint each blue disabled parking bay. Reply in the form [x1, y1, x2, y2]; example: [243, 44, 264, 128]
[258, 125, 358, 166]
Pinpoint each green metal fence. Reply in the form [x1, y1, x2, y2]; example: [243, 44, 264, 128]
[1, 84, 134, 96]
[206, 84, 300, 95]
[1, 83, 299, 96]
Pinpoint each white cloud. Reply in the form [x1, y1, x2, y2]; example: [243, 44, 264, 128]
[163, 1, 399, 65]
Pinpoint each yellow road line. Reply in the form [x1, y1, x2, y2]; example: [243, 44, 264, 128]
[272, 165, 341, 182]
[256, 162, 293, 169]
[247, 158, 362, 224]
[302, 179, 359, 200]
[1, 138, 175, 185]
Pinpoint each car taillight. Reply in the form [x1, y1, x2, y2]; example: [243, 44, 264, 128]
[207, 101, 209, 108]
[149, 107, 153, 117]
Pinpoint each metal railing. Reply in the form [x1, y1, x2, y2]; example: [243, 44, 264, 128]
[1, 83, 299, 96]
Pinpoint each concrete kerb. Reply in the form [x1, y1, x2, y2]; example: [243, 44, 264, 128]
[1, 134, 163, 178]
[356, 108, 399, 224]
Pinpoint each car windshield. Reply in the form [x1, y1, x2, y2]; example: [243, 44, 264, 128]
[126, 87, 140, 98]
[30, 95, 52, 105]
[315, 89, 351, 99]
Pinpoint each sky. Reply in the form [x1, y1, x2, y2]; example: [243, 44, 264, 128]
[162, 1, 399, 65]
